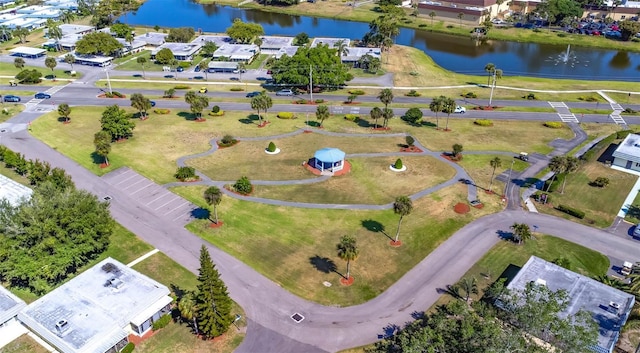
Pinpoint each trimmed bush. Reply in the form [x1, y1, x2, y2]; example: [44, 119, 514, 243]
[419, 24, 427, 27]
[524, 93, 537, 100]
[233, 176, 252, 195]
[296, 98, 307, 104]
[175, 166, 196, 181]
[277, 112, 295, 119]
[405, 90, 421, 97]
[557, 33, 567, 37]
[267, 141, 276, 152]
[544, 121, 563, 129]
[404, 107, 423, 124]
[105, 91, 124, 98]
[623, 108, 637, 115]
[208, 110, 224, 116]
[405, 136, 415, 147]
[153, 108, 170, 114]
[152, 315, 171, 330]
[174, 85, 190, 89]
[314, 99, 325, 103]
[218, 135, 238, 147]
[394, 158, 403, 169]
[591, 177, 610, 188]
[348, 89, 365, 95]
[474, 119, 493, 126]
[344, 114, 359, 122]
[556, 204, 585, 219]
[211, 105, 220, 113]
[578, 95, 599, 102]
[464, 92, 477, 98]
[121, 343, 135, 353]
[230, 87, 244, 91]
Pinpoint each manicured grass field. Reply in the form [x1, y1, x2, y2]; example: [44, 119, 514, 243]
[458, 154, 528, 195]
[187, 133, 407, 181]
[174, 183, 503, 306]
[251, 156, 456, 204]
[0, 335, 49, 353]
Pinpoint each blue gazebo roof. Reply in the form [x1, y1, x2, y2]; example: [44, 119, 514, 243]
[314, 148, 345, 163]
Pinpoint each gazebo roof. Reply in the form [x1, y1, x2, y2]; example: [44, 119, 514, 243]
[314, 148, 345, 163]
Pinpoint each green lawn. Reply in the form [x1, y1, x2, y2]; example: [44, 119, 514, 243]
[132, 252, 199, 292]
[0, 165, 30, 185]
[458, 154, 528, 195]
[251, 156, 455, 204]
[625, 191, 640, 225]
[0, 335, 49, 353]
[174, 184, 503, 306]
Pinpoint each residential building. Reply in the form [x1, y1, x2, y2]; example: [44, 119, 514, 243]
[58, 24, 94, 36]
[0, 174, 32, 206]
[2, 17, 46, 30]
[9, 46, 46, 58]
[212, 43, 259, 63]
[274, 45, 299, 59]
[612, 133, 640, 172]
[18, 258, 172, 353]
[208, 61, 238, 72]
[60, 52, 113, 67]
[259, 36, 293, 53]
[116, 37, 146, 56]
[505, 256, 635, 353]
[0, 285, 27, 347]
[151, 42, 202, 61]
[135, 32, 168, 47]
[341, 47, 381, 66]
[310, 37, 350, 48]
[191, 34, 231, 47]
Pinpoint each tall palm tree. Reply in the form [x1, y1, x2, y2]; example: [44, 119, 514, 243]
[46, 19, 62, 51]
[560, 156, 579, 194]
[199, 60, 209, 81]
[546, 155, 566, 192]
[489, 157, 502, 192]
[137, 56, 147, 78]
[316, 105, 330, 128]
[251, 93, 263, 122]
[204, 186, 223, 224]
[441, 96, 456, 131]
[237, 62, 246, 82]
[382, 108, 394, 128]
[484, 62, 496, 85]
[457, 12, 464, 27]
[510, 222, 532, 244]
[64, 53, 75, 71]
[595, 275, 628, 292]
[370, 107, 383, 128]
[459, 277, 478, 303]
[178, 291, 199, 335]
[260, 93, 273, 122]
[334, 39, 349, 58]
[429, 11, 436, 25]
[393, 196, 413, 243]
[336, 235, 359, 280]
[429, 96, 444, 130]
[0, 25, 11, 42]
[378, 88, 394, 111]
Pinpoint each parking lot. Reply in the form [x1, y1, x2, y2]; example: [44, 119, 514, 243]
[102, 167, 199, 226]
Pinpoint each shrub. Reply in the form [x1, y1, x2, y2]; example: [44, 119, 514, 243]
[296, 98, 307, 104]
[557, 33, 567, 37]
[153, 108, 170, 114]
[405, 136, 415, 147]
[267, 141, 276, 152]
[591, 177, 610, 188]
[419, 24, 427, 28]
[544, 173, 565, 193]
[464, 92, 477, 98]
[121, 343, 135, 353]
[314, 99, 325, 103]
[578, 95, 599, 102]
[405, 90, 421, 97]
[344, 114, 359, 122]
[174, 85, 190, 89]
[474, 119, 493, 126]
[105, 91, 124, 98]
[219, 135, 237, 147]
[348, 89, 365, 95]
[404, 107, 423, 124]
[16, 69, 42, 83]
[277, 112, 295, 119]
[525, 93, 537, 100]
[394, 158, 403, 169]
[580, 132, 616, 162]
[446, 25, 454, 28]
[544, 121, 563, 129]
[556, 204, 585, 219]
[175, 166, 196, 181]
[532, 28, 542, 33]
[616, 130, 633, 139]
[152, 315, 171, 330]
[208, 110, 224, 116]
[233, 176, 252, 195]
[624, 108, 637, 114]
[211, 105, 220, 113]
[230, 87, 244, 92]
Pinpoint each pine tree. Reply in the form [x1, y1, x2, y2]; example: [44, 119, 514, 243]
[195, 245, 233, 338]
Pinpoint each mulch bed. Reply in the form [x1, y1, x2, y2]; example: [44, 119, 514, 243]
[372, 127, 391, 131]
[62, 121, 71, 125]
[217, 141, 239, 148]
[343, 102, 361, 105]
[454, 202, 471, 214]
[485, 190, 495, 195]
[340, 276, 355, 286]
[472, 106, 502, 111]
[441, 154, 462, 162]
[258, 121, 271, 128]
[389, 240, 403, 247]
[224, 185, 253, 196]
[115, 138, 128, 143]
[400, 146, 423, 153]
[293, 100, 318, 105]
[209, 221, 224, 228]
[303, 130, 313, 134]
[97, 94, 127, 99]
[194, 118, 207, 123]
[128, 330, 157, 345]
[99, 163, 109, 169]
[472, 203, 484, 209]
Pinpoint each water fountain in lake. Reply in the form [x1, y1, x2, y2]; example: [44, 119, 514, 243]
[546, 44, 588, 68]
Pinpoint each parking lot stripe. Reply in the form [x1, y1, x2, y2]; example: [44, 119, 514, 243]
[112, 171, 137, 186]
[164, 201, 191, 215]
[173, 211, 194, 222]
[129, 182, 156, 195]
[145, 192, 175, 206]
[122, 178, 149, 190]
[153, 195, 183, 210]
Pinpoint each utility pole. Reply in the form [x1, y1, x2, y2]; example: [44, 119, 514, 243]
[488, 69, 496, 107]
[104, 68, 113, 95]
[309, 64, 313, 103]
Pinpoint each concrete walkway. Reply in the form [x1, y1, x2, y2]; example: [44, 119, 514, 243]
[127, 249, 160, 267]
[611, 165, 640, 218]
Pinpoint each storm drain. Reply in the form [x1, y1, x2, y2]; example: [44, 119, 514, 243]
[291, 313, 305, 323]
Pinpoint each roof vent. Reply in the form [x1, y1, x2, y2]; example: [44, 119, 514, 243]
[55, 319, 69, 334]
[109, 277, 125, 289]
[535, 278, 547, 286]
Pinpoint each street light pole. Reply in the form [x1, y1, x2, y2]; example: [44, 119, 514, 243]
[488, 69, 496, 107]
[309, 64, 313, 103]
[104, 68, 112, 95]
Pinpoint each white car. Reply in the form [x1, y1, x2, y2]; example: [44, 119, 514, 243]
[454, 106, 466, 114]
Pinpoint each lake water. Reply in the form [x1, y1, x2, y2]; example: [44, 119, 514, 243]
[121, 0, 640, 81]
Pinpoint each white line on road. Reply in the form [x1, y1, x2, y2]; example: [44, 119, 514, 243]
[153, 195, 183, 210]
[164, 201, 190, 215]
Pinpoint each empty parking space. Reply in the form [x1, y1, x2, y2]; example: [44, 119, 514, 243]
[102, 167, 198, 225]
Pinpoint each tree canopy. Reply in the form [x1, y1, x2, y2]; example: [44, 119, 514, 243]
[75, 32, 123, 56]
[0, 182, 114, 294]
[195, 245, 233, 338]
[110, 23, 133, 38]
[270, 45, 353, 89]
[536, 0, 583, 24]
[226, 19, 264, 44]
[167, 27, 196, 43]
[155, 48, 175, 65]
[100, 105, 135, 140]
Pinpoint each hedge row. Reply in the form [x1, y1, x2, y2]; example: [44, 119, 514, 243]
[579, 132, 618, 162]
[152, 315, 171, 330]
[153, 108, 170, 114]
[556, 204, 585, 219]
[174, 85, 190, 89]
[121, 343, 135, 353]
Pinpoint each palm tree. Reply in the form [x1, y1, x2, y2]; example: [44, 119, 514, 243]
[484, 62, 496, 85]
[58, 103, 71, 123]
[378, 88, 394, 111]
[510, 222, 532, 244]
[64, 54, 75, 71]
[488, 157, 502, 192]
[382, 37, 393, 64]
[45, 57, 57, 80]
[441, 96, 456, 131]
[132, 57, 146, 79]
[315, 105, 330, 128]
[370, 107, 383, 128]
[201, 41, 219, 57]
[251, 93, 263, 123]
[546, 155, 566, 192]
[334, 39, 349, 58]
[429, 11, 436, 25]
[199, 61, 209, 81]
[178, 291, 199, 335]
[237, 62, 246, 82]
[336, 235, 359, 281]
[429, 96, 444, 130]
[393, 196, 413, 243]
[382, 108, 394, 128]
[46, 19, 62, 51]
[459, 277, 478, 303]
[203, 186, 223, 224]
[457, 12, 464, 27]
[0, 25, 11, 42]
[130, 93, 151, 120]
[260, 93, 273, 122]
[560, 156, 579, 194]
[595, 275, 628, 291]
[627, 271, 640, 293]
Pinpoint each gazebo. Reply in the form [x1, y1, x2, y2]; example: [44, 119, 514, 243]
[313, 148, 345, 173]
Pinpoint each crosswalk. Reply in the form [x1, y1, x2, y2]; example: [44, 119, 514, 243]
[548, 102, 579, 123]
[24, 84, 68, 112]
[609, 102, 627, 127]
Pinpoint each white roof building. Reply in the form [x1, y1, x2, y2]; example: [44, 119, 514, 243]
[259, 36, 293, 52]
[341, 47, 381, 62]
[151, 42, 202, 61]
[213, 43, 260, 62]
[2, 17, 46, 29]
[135, 32, 168, 47]
[274, 45, 299, 59]
[0, 285, 26, 326]
[58, 24, 93, 36]
[0, 174, 32, 206]
[18, 258, 172, 353]
[16, 5, 53, 14]
[0, 13, 26, 24]
[191, 34, 231, 47]
[311, 37, 350, 48]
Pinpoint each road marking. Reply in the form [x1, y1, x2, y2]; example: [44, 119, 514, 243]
[112, 170, 137, 186]
[153, 195, 182, 210]
[126, 249, 160, 267]
[122, 177, 149, 190]
[610, 114, 627, 126]
[548, 101, 568, 108]
[145, 192, 175, 206]
[129, 182, 156, 195]
[557, 113, 578, 123]
[173, 211, 193, 222]
[164, 201, 190, 215]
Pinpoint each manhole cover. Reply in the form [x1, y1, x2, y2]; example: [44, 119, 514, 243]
[291, 313, 305, 323]
[103, 196, 112, 201]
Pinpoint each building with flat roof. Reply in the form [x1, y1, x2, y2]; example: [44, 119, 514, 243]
[0, 173, 32, 206]
[2, 17, 46, 30]
[151, 42, 202, 61]
[18, 257, 172, 353]
[116, 37, 146, 56]
[207, 61, 238, 72]
[612, 133, 640, 172]
[191, 34, 231, 47]
[44, 0, 79, 11]
[259, 36, 293, 52]
[506, 256, 635, 353]
[16, 5, 53, 14]
[28, 8, 62, 19]
[0, 13, 25, 24]
[135, 32, 167, 47]
[58, 24, 93, 36]
[341, 47, 381, 65]
[213, 44, 259, 62]
[9, 46, 46, 58]
[62, 52, 113, 67]
[0, 285, 26, 327]
[274, 45, 299, 59]
[311, 37, 350, 48]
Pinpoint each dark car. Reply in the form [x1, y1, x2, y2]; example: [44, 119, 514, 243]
[176, 67, 184, 72]
[246, 91, 262, 98]
[4, 95, 20, 102]
[150, 101, 156, 107]
[34, 92, 51, 99]
[194, 65, 201, 72]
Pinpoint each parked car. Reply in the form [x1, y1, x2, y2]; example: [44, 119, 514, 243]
[194, 65, 201, 72]
[4, 95, 20, 102]
[34, 92, 51, 99]
[267, 69, 273, 74]
[454, 106, 466, 113]
[176, 66, 184, 72]
[199, 87, 208, 93]
[150, 101, 156, 107]
[246, 91, 262, 98]
[634, 225, 640, 238]
[276, 88, 295, 96]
